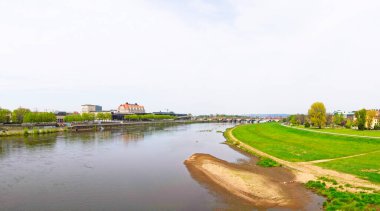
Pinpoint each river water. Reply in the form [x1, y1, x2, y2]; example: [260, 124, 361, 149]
[0, 123, 323, 210]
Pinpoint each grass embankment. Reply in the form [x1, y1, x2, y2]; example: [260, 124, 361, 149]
[297, 126, 380, 138]
[229, 123, 380, 209]
[224, 128, 280, 167]
[232, 123, 380, 183]
[232, 123, 380, 161]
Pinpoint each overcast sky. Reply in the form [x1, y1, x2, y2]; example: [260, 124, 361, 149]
[1, 0, 379, 114]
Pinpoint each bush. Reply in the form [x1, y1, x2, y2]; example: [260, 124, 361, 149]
[305, 180, 380, 210]
[257, 157, 280, 167]
[374, 124, 380, 130]
[304, 122, 310, 128]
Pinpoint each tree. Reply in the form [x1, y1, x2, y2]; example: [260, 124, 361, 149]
[326, 114, 334, 127]
[308, 102, 326, 129]
[296, 114, 306, 125]
[96, 113, 105, 120]
[104, 113, 112, 120]
[81, 113, 95, 121]
[0, 108, 11, 123]
[12, 107, 31, 124]
[355, 109, 367, 130]
[23, 112, 56, 123]
[366, 110, 377, 130]
[304, 122, 311, 128]
[64, 114, 83, 122]
[345, 119, 352, 129]
[333, 113, 344, 126]
[289, 115, 297, 125]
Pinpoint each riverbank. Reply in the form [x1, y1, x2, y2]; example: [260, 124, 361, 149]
[224, 124, 380, 209]
[0, 120, 215, 137]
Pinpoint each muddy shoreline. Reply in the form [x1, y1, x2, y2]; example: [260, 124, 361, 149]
[184, 153, 324, 210]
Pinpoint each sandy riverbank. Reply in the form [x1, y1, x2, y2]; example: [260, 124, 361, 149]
[184, 153, 321, 209]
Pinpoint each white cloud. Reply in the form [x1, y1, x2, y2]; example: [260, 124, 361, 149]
[0, 0, 379, 114]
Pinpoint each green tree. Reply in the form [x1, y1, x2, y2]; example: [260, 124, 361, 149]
[104, 113, 112, 120]
[64, 114, 83, 122]
[289, 115, 297, 125]
[81, 113, 95, 121]
[23, 112, 56, 123]
[333, 113, 344, 126]
[345, 119, 352, 129]
[12, 107, 31, 123]
[308, 102, 326, 129]
[96, 113, 105, 120]
[0, 108, 11, 123]
[355, 109, 367, 130]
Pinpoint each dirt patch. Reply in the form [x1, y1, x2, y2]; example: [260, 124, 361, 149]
[184, 153, 320, 209]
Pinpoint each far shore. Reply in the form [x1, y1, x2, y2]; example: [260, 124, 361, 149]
[0, 120, 216, 137]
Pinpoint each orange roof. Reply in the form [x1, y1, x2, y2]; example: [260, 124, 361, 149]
[119, 103, 144, 108]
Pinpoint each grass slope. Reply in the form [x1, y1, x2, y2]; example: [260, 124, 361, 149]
[317, 151, 380, 183]
[232, 123, 380, 162]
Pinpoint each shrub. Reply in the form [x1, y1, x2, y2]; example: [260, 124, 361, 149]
[23, 128, 29, 136]
[306, 180, 380, 210]
[304, 122, 310, 128]
[257, 157, 280, 167]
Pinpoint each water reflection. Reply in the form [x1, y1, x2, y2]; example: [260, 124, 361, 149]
[0, 123, 324, 210]
[0, 134, 57, 159]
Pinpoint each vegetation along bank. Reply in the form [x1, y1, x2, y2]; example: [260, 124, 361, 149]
[225, 123, 380, 210]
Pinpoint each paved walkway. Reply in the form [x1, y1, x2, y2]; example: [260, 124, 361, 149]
[283, 124, 380, 139]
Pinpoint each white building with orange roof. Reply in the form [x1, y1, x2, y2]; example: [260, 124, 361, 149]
[118, 102, 145, 114]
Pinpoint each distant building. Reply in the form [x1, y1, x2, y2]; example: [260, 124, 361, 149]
[118, 102, 145, 114]
[54, 111, 67, 123]
[81, 104, 102, 113]
[333, 110, 356, 121]
[366, 109, 380, 129]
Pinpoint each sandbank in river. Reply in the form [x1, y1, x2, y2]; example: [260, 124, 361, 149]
[185, 153, 323, 210]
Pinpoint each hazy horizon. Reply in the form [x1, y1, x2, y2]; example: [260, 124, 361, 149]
[1, 0, 379, 115]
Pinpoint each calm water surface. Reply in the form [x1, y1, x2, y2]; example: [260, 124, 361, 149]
[0, 123, 323, 210]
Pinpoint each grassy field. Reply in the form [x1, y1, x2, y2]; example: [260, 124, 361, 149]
[297, 126, 380, 137]
[232, 123, 380, 183]
[232, 123, 380, 162]
[317, 151, 380, 183]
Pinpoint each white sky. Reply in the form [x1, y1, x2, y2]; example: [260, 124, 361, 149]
[1, 0, 379, 114]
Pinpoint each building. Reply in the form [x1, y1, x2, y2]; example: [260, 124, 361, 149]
[118, 102, 145, 114]
[333, 110, 355, 119]
[366, 109, 380, 129]
[54, 111, 67, 123]
[81, 104, 102, 113]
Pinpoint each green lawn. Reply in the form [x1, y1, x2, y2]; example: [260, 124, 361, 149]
[232, 123, 380, 162]
[299, 126, 380, 137]
[317, 151, 380, 183]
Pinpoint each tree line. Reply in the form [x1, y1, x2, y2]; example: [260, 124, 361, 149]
[0, 107, 57, 123]
[287, 102, 380, 130]
[63, 113, 112, 122]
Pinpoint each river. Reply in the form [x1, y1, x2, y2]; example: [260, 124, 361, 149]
[0, 123, 323, 210]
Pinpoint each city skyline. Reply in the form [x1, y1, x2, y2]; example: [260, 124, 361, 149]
[1, 0, 380, 114]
